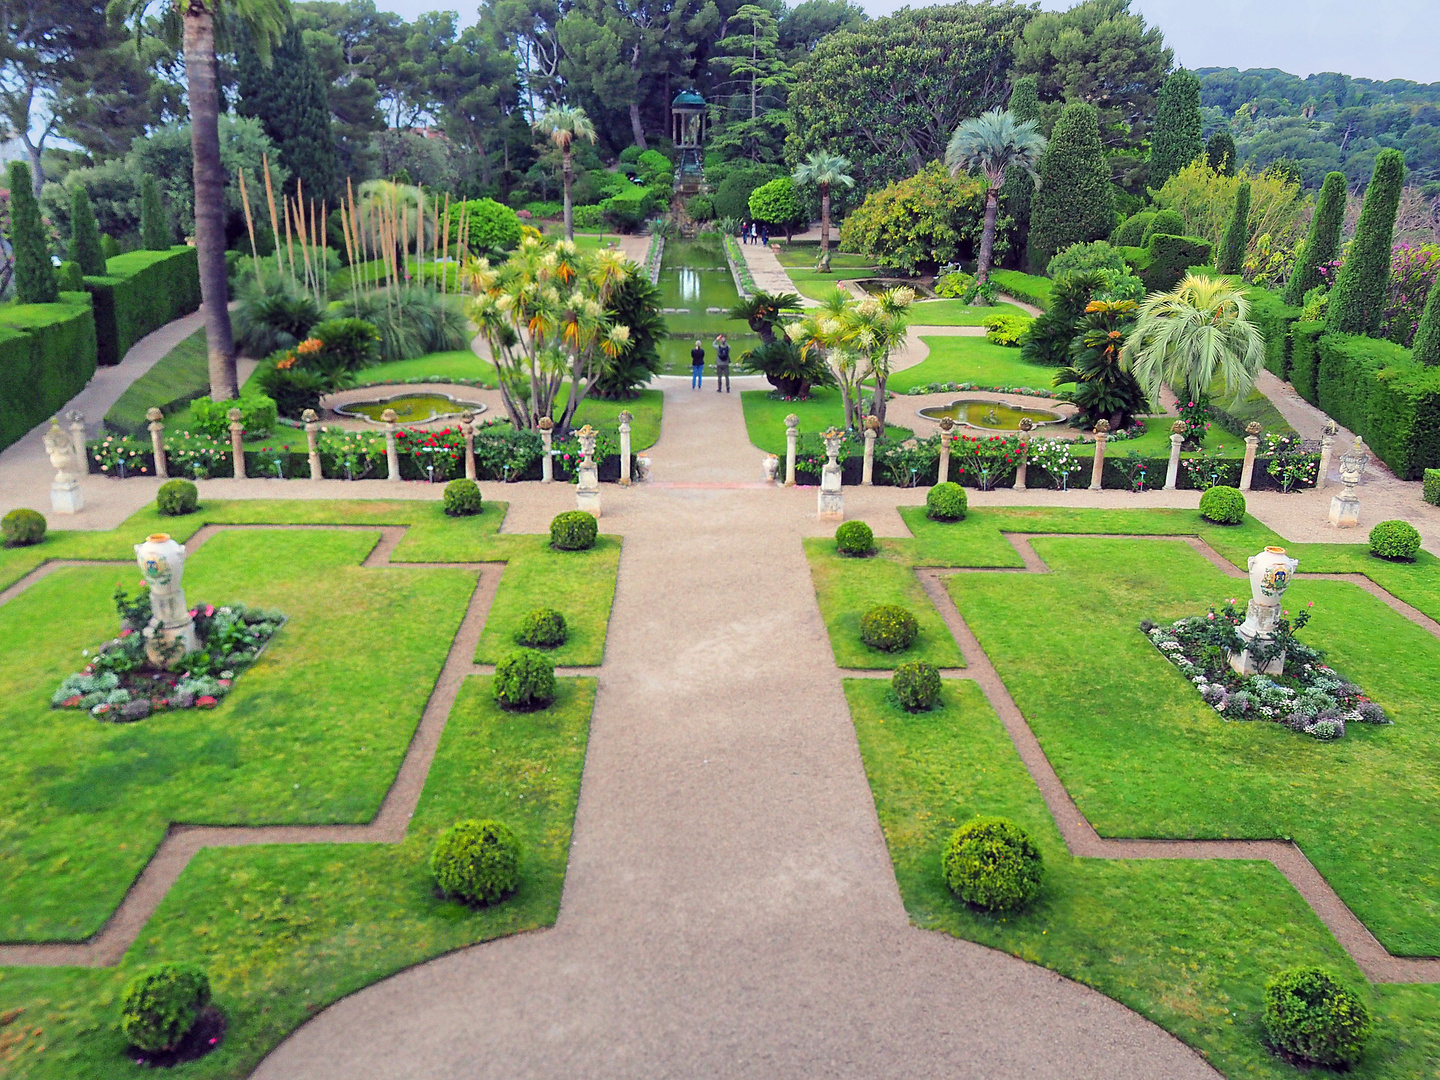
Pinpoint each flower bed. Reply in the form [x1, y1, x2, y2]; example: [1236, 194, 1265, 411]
[1141, 603, 1389, 741]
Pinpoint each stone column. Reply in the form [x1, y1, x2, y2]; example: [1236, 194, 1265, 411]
[1089, 419, 1109, 491]
[1316, 420, 1338, 490]
[575, 424, 601, 517]
[817, 427, 844, 520]
[382, 408, 400, 481]
[66, 410, 86, 465]
[1239, 421, 1262, 491]
[1014, 418, 1032, 490]
[302, 409, 323, 480]
[784, 413, 799, 486]
[861, 416, 878, 486]
[937, 417, 953, 484]
[43, 419, 83, 514]
[539, 417, 554, 483]
[228, 407, 246, 480]
[461, 411, 477, 482]
[1164, 420, 1185, 491]
[146, 407, 169, 480]
[618, 410, 633, 486]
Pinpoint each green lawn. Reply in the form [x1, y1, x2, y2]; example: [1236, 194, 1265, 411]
[885, 336, 1059, 395]
[740, 386, 912, 456]
[908, 300, 1027, 326]
[988, 269, 1052, 310]
[352, 350, 498, 388]
[475, 535, 620, 666]
[560, 387, 663, 451]
[773, 249, 885, 302]
[105, 327, 209, 436]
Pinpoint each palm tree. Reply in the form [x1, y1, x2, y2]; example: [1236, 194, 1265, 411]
[727, 290, 802, 345]
[1053, 299, 1149, 429]
[792, 152, 854, 273]
[847, 286, 912, 427]
[533, 105, 597, 242]
[111, 0, 291, 402]
[1121, 275, 1265, 404]
[945, 108, 1046, 284]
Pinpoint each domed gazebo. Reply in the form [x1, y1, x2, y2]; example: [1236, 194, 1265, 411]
[671, 89, 707, 191]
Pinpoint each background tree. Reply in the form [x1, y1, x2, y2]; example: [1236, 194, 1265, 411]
[837, 161, 993, 275]
[1027, 101, 1112, 271]
[1122, 274, 1265, 403]
[139, 173, 171, 249]
[711, 5, 790, 164]
[791, 151, 853, 271]
[748, 177, 805, 242]
[6, 160, 57, 303]
[945, 108, 1046, 284]
[1283, 171, 1347, 303]
[1149, 69, 1203, 191]
[998, 75, 1041, 261]
[533, 104, 596, 241]
[68, 185, 106, 275]
[777, 0, 867, 60]
[1206, 130, 1237, 176]
[236, 19, 338, 200]
[1153, 159, 1304, 252]
[1327, 149, 1406, 336]
[1216, 181, 1250, 275]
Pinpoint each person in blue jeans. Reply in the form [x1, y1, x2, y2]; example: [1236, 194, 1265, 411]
[690, 340, 705, 388]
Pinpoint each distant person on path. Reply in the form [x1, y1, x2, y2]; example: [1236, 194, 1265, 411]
[714, 334, 731, 392]
[690, 340, 705, 389]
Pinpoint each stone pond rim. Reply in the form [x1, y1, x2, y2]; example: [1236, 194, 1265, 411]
[918, 398, 1067, 432]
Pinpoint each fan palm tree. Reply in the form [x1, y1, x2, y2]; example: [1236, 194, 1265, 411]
[1121, 274, 1265, 404]
[533, 105, 597, 242]
[792, 152, 854, 273]
[945, 108, 1047, 284]
[110, 0, 291, 401]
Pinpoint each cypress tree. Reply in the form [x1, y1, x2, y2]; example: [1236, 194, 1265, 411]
[236, 22, 338, 201]
[1284, 171, 1347, 304]
[1206, 131, 1237, 176]
[1326, 149, 1405, 336]
[1149, 69, 1203, 190]
[1028, 101, 1113, 271]
[140, 175, 172, 250]
[1412, 277, 1440, 366]
[69, 185, 106, 276]
[1000, 76, 1041, 261]
[6, 161, 58, 304]
[101, 233, 121, 260]
[1216, 181, 1250, 275]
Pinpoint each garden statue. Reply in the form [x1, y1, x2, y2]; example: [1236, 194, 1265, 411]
[134, 533, 198, 667]
[1328, 436, 1368, 528]
[763, 454, 779, 484]
[818, 427, 844, 521]
[1229, 545, 1300, 676]
[43, 418, 84, 514]
[575, 424, 600, 517]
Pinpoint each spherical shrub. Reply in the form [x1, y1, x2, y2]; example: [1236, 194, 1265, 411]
[550, 510, 597, 551]
[942, 817, 1045, 912]
[156, 479, 198, 516]
[835, 520, 875, 556]
[119, 963, 211, 1053]
[493, 649, 556, 708]
[893, 661, 941, 711]
[926, 481, 967, 522]
[516, 607, 567, 648]
[1199, 485, 1246, 524]
[443, 477, 482, 517]
[430, 819, 521, 905]
[1369, 519, 1420, 561]
[1262, 966, 1372, 1067]
[1, 508, 46, 547]
[860, 604, 918, 653]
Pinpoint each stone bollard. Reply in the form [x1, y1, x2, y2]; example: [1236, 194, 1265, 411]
[43, 418, 83, 513]
[1089, 419, 1109, 491]
[784, 413, 799, 486]
[817, 427, 844, 520]
[861, 416, 879, 486]
[228, 407, 246, 480]
[1316, 420, 1338, 490]
[937, 417, 953, 483]
[146, 407, 169, 479]
[302, 408, 323, 480]
[66, 410, 86, 465]
[539, 417, 554, 483]
[618, 410, 633, 486]
[1239, 421, 1262, 491]
[1164, 420, 1184, 491]
[382, 408, 400, 481]
[575, 424, 601, 517]
[461, 410, 477, 482]
[1014, 418, 1033, 490]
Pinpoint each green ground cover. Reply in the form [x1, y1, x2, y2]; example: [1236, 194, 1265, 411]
[988, 269, 1052, 309]
[907, 300, 1026, 326]
[104, 328, 208, 435]
[351, 350, 498, 387]
[558, 387, 662, 450]
[884, 336, 1059, 394]
[740, 387, 912, 456]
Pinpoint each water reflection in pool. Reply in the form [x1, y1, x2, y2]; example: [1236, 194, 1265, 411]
[918, 398, 1065, 431]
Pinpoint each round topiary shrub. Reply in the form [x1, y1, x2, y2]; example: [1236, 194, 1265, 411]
[119, 963, 212, 1053]
[835, 520, 875, 556]
[156, 479, 198, 516]
[926, 481, 968, 522]
[515, 607, 567, 648]
[430, 819, 522, 905]
[942, 816, 1045, 912]
[1, 507, 46, 547]
[1369, 519, 1420, 561]
[443, 477, 482, 517]
[493, 649, 556, 709]
[893, 661, 941, 711]
[1199, 485, 1246, 524]
[550, 510, 598, 551]
[860, 604, 918, 653]
[1261, 966, 1372, 1068]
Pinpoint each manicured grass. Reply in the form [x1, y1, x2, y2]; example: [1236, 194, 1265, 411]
[104, 327, 209, 435]
[558, 387, 663, 450]
[0, 675, 595, 1079]
[740, 387, 912, 456]
[885, 336, 1059, 394]
[907, 300, 1027, 326]
[475, 535, 620, 666]
[353, 350, 498, 388]
[988, 269, 1052, 310]
[773, 247, 877, 271]
[846, 676, 1440, 1079]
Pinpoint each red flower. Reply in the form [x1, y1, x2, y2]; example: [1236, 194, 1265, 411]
[196, 695, 218, 709]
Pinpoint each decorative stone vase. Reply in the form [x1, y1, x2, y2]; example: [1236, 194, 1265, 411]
[135, 533, 199, 667]
[763, 455, 779, 483]
[1229, 545, 1299, 676]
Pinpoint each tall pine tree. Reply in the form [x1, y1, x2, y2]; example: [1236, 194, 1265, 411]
[1216, 181, 1250, 275]
[140, 175, 171, 250]
[69, 185, 106, 276]
[1027, 101, 1112, 271]
[1327, 149, 1405, 337]
[1205, 130, 1237, 176]
[236, 22, 338, 200]
[1000, 75, 1041, 264]
[1149, 69, 1202, 190]
[7, 161, 58, 304]
[1284, 171, 1347, 304]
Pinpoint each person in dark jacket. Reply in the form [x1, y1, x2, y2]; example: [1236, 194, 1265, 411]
[714, 334, 731, 392]
[690, 340, 705, 389]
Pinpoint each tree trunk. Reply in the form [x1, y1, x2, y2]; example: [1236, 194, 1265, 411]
[184, 7, 238, 401]
[562, 148, 573, 241]
[629, 101, 647, 151]
[976, 187, 999, 284]
[818, 184, 831, 271]
[874, 373, 889, 427]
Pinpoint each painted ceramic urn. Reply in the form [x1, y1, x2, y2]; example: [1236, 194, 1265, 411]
[135, 533, 198, 664]
[1247, 545, 1298, 610]
[1230, 546, 1299, 676]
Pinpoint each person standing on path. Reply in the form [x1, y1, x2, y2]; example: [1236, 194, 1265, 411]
[690, 340, 705, 389]
[714, 334, 731, 393]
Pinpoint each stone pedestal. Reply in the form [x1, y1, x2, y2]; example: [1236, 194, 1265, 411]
[229, 408, 247, 480]
[461, 411, 477, 482]
[1316, 421, 1338, 490]
[575, 424, 601, 517]
[147, 408, 169, 479]
[1227, 546, 1298, 677]
[618, 411, 633, 486]
[1014, 419, 1032, 490]
[43, 419, 83, 514]
[937, 417, 953, 484]
[303, 409, 323, 480]
[1089, 420, 1109, 491]
[817, 428, 844, 520]
[784, 414, 799, 486]
[135, 532, 199, 668]
[1239, 423, 1261, 491]
[382, 409, 400, 481]
[1164, 424, 1184, 490]
[51, 476, 83, 514]
[539, 419, 554, 483]
[862, 426, 876, 485]
[1230, 604, 1287, 676]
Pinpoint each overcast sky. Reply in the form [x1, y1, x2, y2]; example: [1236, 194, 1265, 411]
[384, 0, 1439, 84]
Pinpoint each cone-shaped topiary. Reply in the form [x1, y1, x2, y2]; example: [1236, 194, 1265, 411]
[835, 520, 875, 555]
[1000, 75, 1041, 248]
[1028, 102, 1113, 271]
[1149, 70, 1203, 190]
[1284, 171, 1347, 304]
[550, 510, 597, 550]
[1369, 520, 1420, 561]
[1327, 150, 1405, 336]
[1199, 485, 1246, 524]
[119, 963, 211, 1053]
[942, 817, 1044, 911]
[925, 481, 968, 521]
[140, 174, 171, 250]
[860, 603, 918, 652]
[7, 161, 57, 304]
[1205, 130, 1237, 176]
[515, 607, 567, 648]
[1216, 182, 1250, 275]
[493, 649, 556, 708]
[431, 819, 521, 905]
[1261, 967, 1372, 1068]
[1411, 266, 1440, 366]
[68, 185, 106, 276]
[443, 477, 482, 516]
[892, 661, 941, 711]
[2, 508, 46, 547]
[156, 480, 199, 516]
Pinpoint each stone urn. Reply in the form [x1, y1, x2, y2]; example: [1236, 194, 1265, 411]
[763, 454, 779, 483]
[135, 533, 199, 667]
[1229, 545, 1300, 676]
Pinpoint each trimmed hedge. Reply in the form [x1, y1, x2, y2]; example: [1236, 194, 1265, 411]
[1425, 468, 1440, 506]
[492, 650, 556, 709]
[1289, 321, 1326, 404]
[156, 479, 199, 516]
[84, 246, 202, 366]
[1247, 289, 1303, 379]
[893, 660, 941, 711]
[1261, 966, 1372, 1068]
[942, 816, 1044, 911]
[550, 510, 598, 550]
[860, 603, 918, 652]
[1200, 485, 1246, 524]
[430, 819, 521, 906]
[835, 520, 875, 555]
[119, 963, 211, 1053]
[2, 508, 46, 546]
[443, 477, 482, 516]
[0, 296, 98, 453]
[1140, 234, 1213, 292]
[515, 607, 567, 648]
[1315, 333, 1440, 478]
[926, 481, 967, 520]
[1369, 520, 1421, 561]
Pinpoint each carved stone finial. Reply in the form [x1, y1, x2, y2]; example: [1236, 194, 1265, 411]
[381, 408, 398, 424]
[863, 415, 881, 432]
[1094, 419, 1110, 434]
[1322, 419, 1338, 437]
[1171, 419, 1187, 435]
[1245, 421, 1263, 437]
[227, 407, 244, 423]
[1018, 417, 1034, 432]
[537, 416, 554, 431]
[301, 408, 319, 424]
[146, 407, 164, 423]
[617, 410, 633, 425]
[784, 413, 799, 429]
[938, 416, 954, 432]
